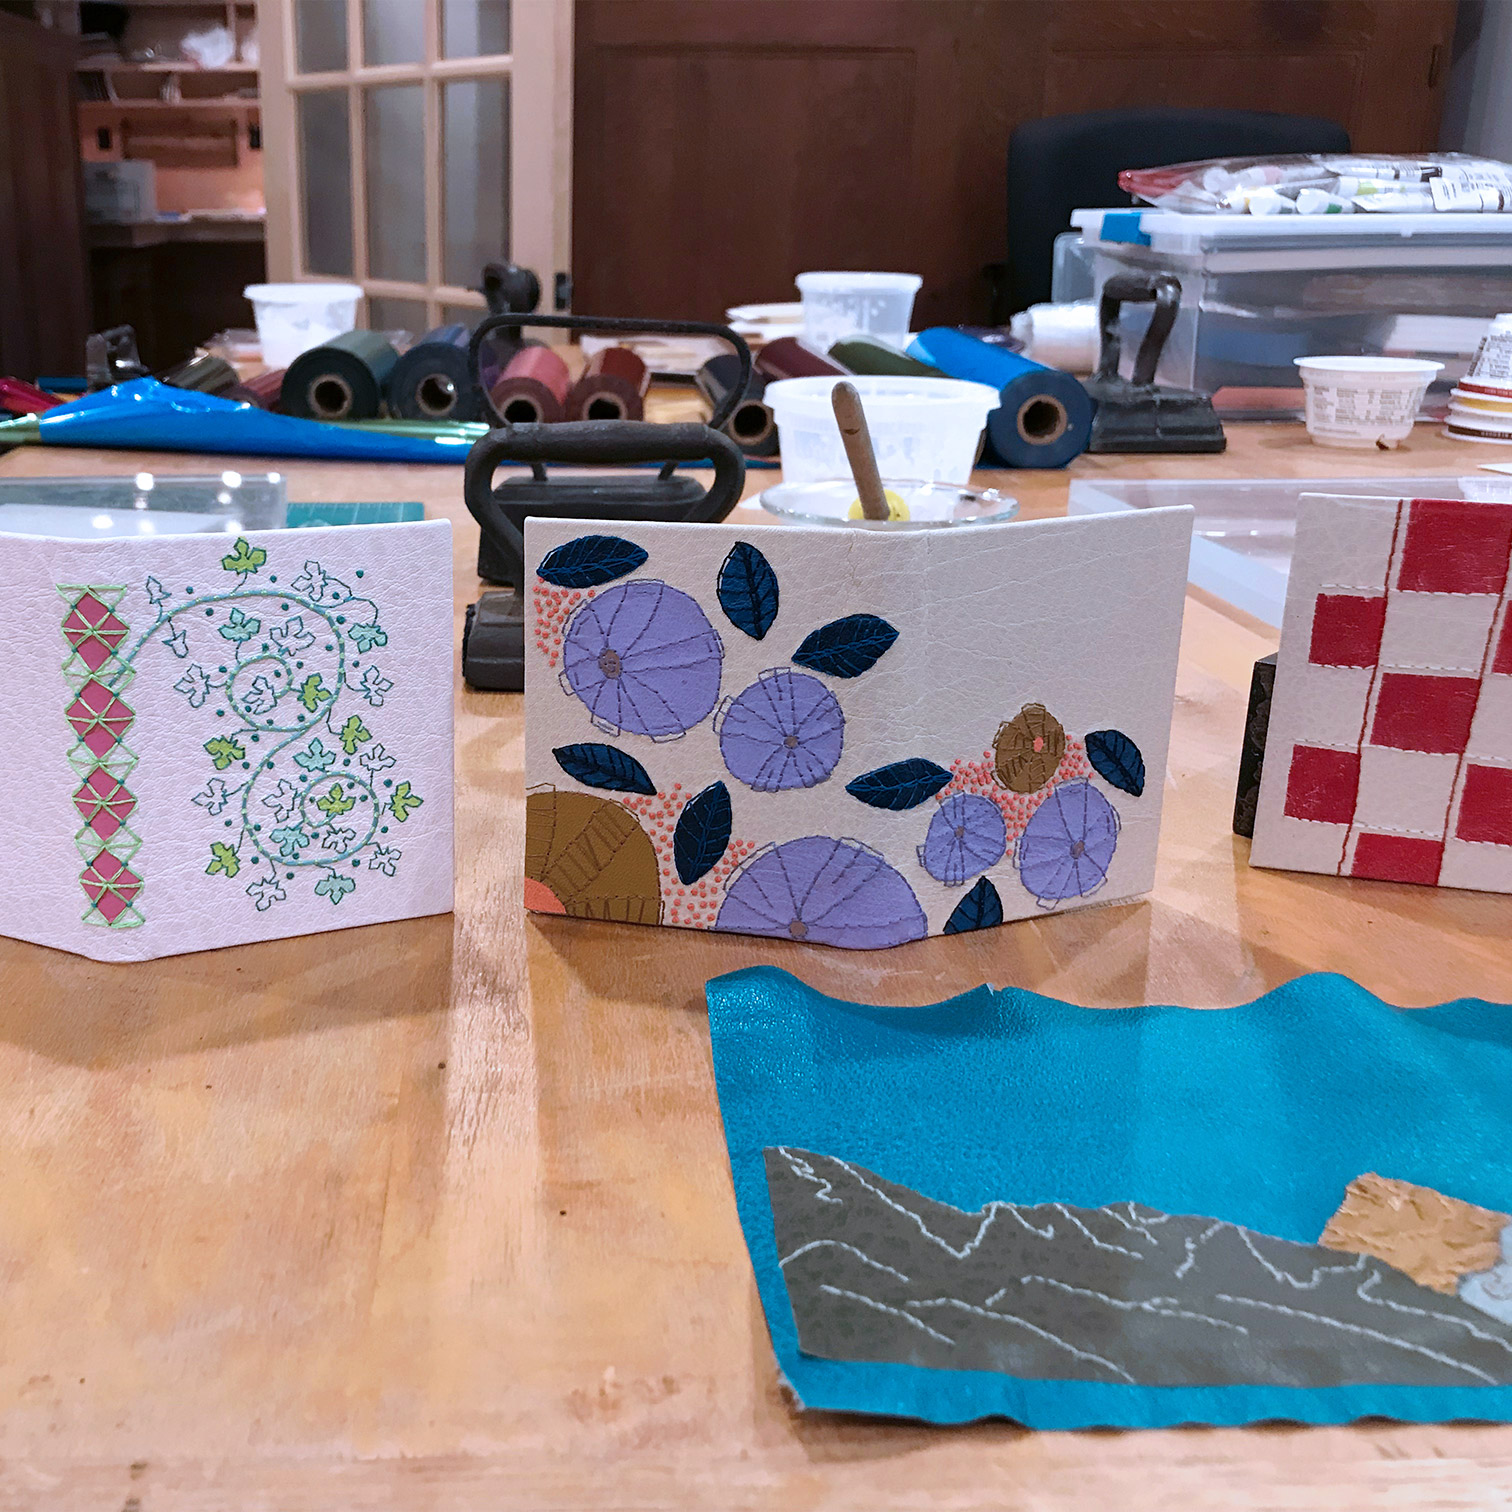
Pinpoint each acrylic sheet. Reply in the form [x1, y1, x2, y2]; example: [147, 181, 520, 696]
[707, 965, 1512, 1428]
[1251, 493, 1512, 889]
[522, 509, 1192, 946]
[0, 522, 454, 961]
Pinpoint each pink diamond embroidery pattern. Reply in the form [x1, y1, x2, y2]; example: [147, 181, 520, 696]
[60, 586, 143, 929]
[66, 680, 134, 757]
[62, 592, 129, 672]
[79, 851, 143, 924]
[74, 769, 136, 839]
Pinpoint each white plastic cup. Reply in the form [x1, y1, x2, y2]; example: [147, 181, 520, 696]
[766, 374, 999, 485]
[1294, 356, 1443, 449]
[1467, 313, 1512, 389]
[795, 272, 922, 352]
[243, 282, 363, 369]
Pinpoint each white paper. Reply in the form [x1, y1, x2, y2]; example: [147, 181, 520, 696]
[523, 510, 1191, 948]
[0, 521, 455, 961]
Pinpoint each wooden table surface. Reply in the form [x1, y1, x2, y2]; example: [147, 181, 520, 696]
[3, 424, 1512, 1510]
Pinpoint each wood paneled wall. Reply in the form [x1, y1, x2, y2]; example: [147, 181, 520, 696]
[573, 0, 1460, 327]
[0, 10, 90, 378]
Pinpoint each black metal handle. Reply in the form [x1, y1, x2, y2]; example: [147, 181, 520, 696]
[463, 420, 747, 588]
[1096, 272, 1182, 387]
[467, 313, 753, 435]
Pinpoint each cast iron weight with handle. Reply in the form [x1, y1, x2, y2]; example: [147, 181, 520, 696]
[465, 312, 754, 585]
[461, 418, 747, 691]
[1083, 272, 1226, 454]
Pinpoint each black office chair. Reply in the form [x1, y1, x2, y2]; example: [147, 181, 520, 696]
[999, 107, 1351, 315]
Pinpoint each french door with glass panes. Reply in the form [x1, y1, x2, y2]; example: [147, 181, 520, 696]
[258, 0, 570, 335]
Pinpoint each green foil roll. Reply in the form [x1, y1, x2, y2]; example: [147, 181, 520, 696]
[281, 329, 400, 421]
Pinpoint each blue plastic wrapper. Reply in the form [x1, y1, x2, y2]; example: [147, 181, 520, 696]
[31, 379, 478, 464]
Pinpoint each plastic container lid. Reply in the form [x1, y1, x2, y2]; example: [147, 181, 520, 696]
[1071, 208, 1512, 266]
[244, 282, 363, 305]
[795, 272, 922, 293]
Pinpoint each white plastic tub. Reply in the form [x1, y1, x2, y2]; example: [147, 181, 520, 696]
[243, 282, 363, 368]
[766, 375, 999, 485]
[795, 271, 922, 351]
[1295, 355, 1442, 448]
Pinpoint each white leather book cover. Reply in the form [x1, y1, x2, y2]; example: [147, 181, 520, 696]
[0, 521, 454, 961]
[523, 509, 1191, 948]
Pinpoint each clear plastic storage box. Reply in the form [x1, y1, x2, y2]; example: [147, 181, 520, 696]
[1070, 209, 1512, 411]
[1067, 474, 1512, 626]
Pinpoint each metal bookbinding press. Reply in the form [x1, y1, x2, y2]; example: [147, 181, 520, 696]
[461, 313, 750, 691]
[1084, 272, 1226, 454]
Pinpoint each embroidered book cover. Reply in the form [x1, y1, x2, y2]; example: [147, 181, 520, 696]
[0, 522, 454, 961]
[1251, 494, 1512, 890]
[522, 510, 1192, 947]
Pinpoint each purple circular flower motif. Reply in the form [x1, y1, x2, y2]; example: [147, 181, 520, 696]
[560, 580, 723, 738]
[718, 669, 844, 791]
[1017, 779, 1120, 904]
[715, 835, 927, 949]
[918, 793, 1007, 886]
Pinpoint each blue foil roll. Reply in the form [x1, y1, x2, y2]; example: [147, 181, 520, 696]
[387, 323, 484, 422]
[909, 327, 1092, 469]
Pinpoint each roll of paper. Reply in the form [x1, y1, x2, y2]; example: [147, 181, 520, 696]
[387, 323, 485, 422]
[566, 345, 650, 422]
[910, 327, 1092, 469]
[281, 330, 400, 421]
[755, 336, 850, 381]
[696, 352, 777, 457]
[488, 343, 572, 424]
[1007, 303, 1099, 374]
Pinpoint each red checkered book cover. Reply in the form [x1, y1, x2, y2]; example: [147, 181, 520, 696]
[1250, 494, 1512, 892]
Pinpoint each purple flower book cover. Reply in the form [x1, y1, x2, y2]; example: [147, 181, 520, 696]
[523, 509, 1191, 949]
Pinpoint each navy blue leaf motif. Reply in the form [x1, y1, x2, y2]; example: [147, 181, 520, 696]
[716, 541, 780, 640]
[536, 534, 648, 589]
[792, 614, 899, 678]
[1085, 728, 1146, 797]
[845, 758, 952, 811]
[942, 877, 1004, 935]
[552, 742, 656, 794]
[673, 781, 733, 884]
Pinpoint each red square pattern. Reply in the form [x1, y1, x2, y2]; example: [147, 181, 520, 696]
[1370, 673, 1480, 754]
[1398, 498, 1512, 596]
[1284, 745, 1360, 825]
[1456, 764, 1512, 846]
[1309, 593, 1386, 668]
[1350, 832, 1444, 886]
[1494, 612, 1512, 677]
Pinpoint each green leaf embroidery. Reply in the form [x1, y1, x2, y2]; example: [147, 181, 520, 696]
[293, 738, 336, 774]
[339, 714, 372, 755]
[218, 606, 261, 644]
[206, 841, 240, 878]
[221, 537, 267, 576]
[314, 871, 356, 905]
[316, 782, 356, 818]
[204, 735, 245, 770]
[389, 781, 424, 822]
[350, 622, 388, 653]
[297, 672, 332, 712]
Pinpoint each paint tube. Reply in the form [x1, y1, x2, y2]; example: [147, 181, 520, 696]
[1430, 181, 1512, 212]
[1294, 188, 1354, 215]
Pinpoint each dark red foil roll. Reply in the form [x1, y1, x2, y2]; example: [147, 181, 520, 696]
[566, 345, 650, 422]
[754, 336, 851, 381]
[489, 343, 572, 424]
